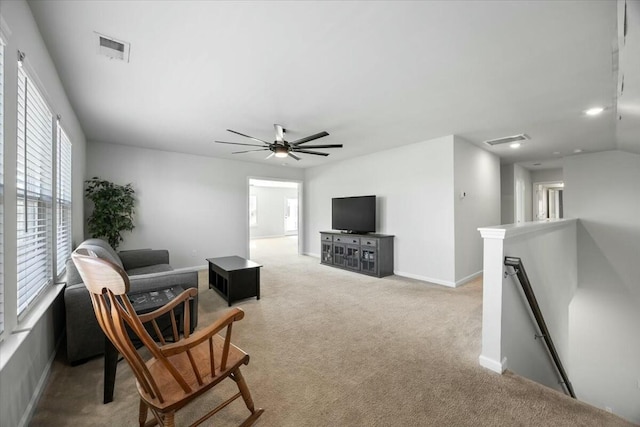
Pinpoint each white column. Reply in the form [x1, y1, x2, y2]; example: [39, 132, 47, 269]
[477, 228, 508, 373]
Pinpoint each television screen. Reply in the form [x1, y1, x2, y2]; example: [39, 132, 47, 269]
[332, 195, 376, 233]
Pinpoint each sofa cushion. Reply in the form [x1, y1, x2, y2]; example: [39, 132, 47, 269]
[127, 264, 173, 276]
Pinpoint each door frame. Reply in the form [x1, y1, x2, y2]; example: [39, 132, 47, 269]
[532, 180, 564, 220]
[246, 176, 303, 258]
[284, 197, 298, 236]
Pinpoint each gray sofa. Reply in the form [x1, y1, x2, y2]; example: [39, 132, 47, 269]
[64, 238, 199, 364]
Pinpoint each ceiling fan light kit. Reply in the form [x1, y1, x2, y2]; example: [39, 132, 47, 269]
[274, 145, 289, 158]
[215, 124, 342, 161]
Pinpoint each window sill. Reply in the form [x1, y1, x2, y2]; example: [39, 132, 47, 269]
[0, 283, 65, 371]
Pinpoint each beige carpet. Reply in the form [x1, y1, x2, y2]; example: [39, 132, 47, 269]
[30, 238, 635, 426]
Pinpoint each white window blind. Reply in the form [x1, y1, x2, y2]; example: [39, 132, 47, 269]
[0, 41, 5, 333]
[56, 126, 72, 276]
[16, 66, 53, 316]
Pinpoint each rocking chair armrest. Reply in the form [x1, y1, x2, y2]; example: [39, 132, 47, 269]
[137, 288, 198, 324]
[159, 308, 245, 357]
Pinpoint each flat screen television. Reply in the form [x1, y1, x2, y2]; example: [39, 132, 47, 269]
[332, 195, 376, 233]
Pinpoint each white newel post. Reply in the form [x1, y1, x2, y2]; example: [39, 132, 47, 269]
[477, 227, 508, 373]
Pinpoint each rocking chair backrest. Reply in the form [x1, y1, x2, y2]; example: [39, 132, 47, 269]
[71, 248, 191, 403]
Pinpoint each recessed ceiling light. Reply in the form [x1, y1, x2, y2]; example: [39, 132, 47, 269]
[573, 149, 583, 153]
[584, 107, 604, 116]
[553, 151, 561, 155]
[510, 142, 521, 149]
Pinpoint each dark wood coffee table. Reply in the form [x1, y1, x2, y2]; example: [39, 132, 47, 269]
[207, 256, 262, 306]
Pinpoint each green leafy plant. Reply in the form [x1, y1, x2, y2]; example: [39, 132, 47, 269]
[85, 177, 136, 249]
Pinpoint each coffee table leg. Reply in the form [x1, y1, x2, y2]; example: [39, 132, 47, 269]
[104, 336, 118, 404]
[256, 267, 261, 300]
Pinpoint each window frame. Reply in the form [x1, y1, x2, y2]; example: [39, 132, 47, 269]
[16, 64, 55, 319]
[0, 38, 5, 334]
[55, 124, 72, 277]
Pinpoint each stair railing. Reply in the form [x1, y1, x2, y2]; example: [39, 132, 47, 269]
[504, 256, 576, 398]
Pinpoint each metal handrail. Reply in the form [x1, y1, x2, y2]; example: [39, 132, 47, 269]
[504, 256, 576, 398]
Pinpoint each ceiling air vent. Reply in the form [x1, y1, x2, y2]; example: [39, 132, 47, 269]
[483, 134, 530, 146]
[95, 32, 130, 62]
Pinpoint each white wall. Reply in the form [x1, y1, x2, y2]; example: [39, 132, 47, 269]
[500, 164, 514, 224]
[501, 164, 533, 225]
[502, 222, 577, 392]
[478, 220, 577, 396]
[453, 137, 500, 282]
[531, 167, 563, 184]
[304, 136, 457, 285]
[513, 164, 532, 223]
[304, 135, 499, 286]
[0, 1, 86, 426]
[564, 151, 640, 423]
[250, 186, 298, 238]
[86, 142, 303, 268]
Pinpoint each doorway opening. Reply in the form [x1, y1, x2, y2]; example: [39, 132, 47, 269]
[248, 178, 301, 260]
[534, 181, 564, 220]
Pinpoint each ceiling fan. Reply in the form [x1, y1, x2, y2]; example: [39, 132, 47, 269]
[215, 124, 342, 161]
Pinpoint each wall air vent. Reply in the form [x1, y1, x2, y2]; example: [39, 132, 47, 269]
[95, 32, 130, 62]
[483, 134, 530, 146]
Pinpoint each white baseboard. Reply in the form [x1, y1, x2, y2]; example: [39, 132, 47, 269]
[174, 265, 207, 272]
[455, 270, 482, 287]
[304, 252, 320, 258]
[250, 234, 295, 240]
[19, 332, 64, 427]
[394, 270, 483, 288]
[394, 271, 456, 288]
[479, 355, 507, 373]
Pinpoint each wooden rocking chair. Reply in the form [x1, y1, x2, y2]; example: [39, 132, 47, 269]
[72, 248, 264, 427]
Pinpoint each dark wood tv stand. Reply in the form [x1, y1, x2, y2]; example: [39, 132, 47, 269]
[320, 231, 394, 278]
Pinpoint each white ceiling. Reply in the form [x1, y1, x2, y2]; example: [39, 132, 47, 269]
[27, 0, 635, 170]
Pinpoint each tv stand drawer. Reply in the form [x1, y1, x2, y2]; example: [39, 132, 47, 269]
[334, 236, 360, 245]
[362, 238, 377, 247]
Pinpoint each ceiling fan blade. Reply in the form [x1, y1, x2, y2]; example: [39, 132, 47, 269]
[292, 144, 342, 149]
[288, 152, 301, 161]
[265, 152, 275, 160]
[215, 141, 267, 147]
[291, 149, 330, 156]
[226, 129, 270, 145]
[274, 124, 285, 143]
[232, 149, 270, 154]
[290, 131, 330, 146]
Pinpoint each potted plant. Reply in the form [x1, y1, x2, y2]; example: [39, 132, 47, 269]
[85, 177, 136, 249]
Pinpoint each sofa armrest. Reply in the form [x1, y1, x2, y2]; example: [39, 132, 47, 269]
[65, 283, 106, 363]
[118, 249, 170, 271]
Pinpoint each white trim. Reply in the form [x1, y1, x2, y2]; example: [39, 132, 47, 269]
[455, 270, 482, 287]
[0, 284, 64, 371]
[18, 332, 64, 427]
[479, 355, 507, 373]
[173, 265, 207, 273]
[478, 218, 576, 240]
[250, 234, 295, 240]
[304, 252, 320, 258]
[394, 271, 456, 288]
